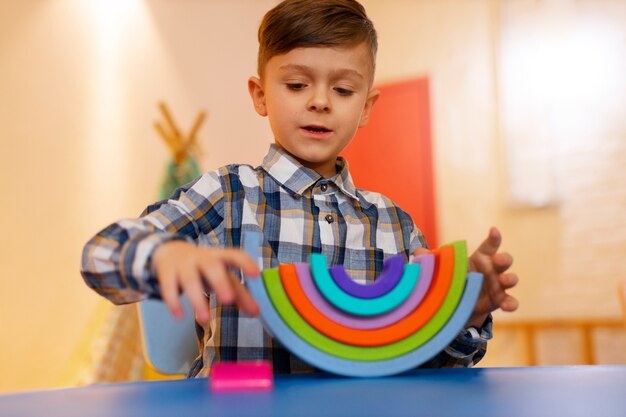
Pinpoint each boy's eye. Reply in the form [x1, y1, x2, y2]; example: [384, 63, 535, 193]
[334, 87, 354, 96]
[286, 83, 306, 91]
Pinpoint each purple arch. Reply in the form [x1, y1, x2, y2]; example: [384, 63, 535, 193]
[329, 255, 405, 299]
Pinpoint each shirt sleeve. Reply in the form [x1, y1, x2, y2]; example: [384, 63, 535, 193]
[80, 169, 226, 305]
[419, 314, 493, 368]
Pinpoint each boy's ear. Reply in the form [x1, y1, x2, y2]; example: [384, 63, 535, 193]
[248, 76, 268, 117]
[358, 89, 380, 128]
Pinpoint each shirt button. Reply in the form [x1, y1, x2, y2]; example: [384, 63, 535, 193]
[321, 183, 328, 192]
[325, 214, 334, 224]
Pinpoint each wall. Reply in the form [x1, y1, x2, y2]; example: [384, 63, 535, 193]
[0, 0, 275, 393]
[1, 0, 624, 392]
[361, 0, 626, 366]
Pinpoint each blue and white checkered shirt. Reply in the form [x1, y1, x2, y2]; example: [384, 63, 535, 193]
[81, 144, 491, 377]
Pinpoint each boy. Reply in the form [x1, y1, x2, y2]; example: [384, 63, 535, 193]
[81, 0, 518, 377]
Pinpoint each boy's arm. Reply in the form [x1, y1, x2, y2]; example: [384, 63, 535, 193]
[80, 218, 193, 305]
[81, 169, 261, 323]
[80, 172, 223, 305]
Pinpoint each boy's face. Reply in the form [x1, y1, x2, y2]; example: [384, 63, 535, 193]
[249, 42, 379, 178]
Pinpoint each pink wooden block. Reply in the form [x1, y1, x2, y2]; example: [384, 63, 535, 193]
[209, 361, 274, 392]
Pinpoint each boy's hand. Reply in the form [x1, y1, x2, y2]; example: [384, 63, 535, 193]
[152, 241, 261, 325]
[413, 227, 518, 329]
[465, 227, 519, 327]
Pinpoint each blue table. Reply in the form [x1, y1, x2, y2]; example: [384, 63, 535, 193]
[1, 366, 625, 417]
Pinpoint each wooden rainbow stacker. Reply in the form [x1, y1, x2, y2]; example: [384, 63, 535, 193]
[243, 231, 484, 377]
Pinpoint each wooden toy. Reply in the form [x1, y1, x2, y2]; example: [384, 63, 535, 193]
[243, 232, 483, 377]
[210, 361, 273, 392]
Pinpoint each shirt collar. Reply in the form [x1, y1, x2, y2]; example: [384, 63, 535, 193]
[260, 144, 359, 201]
[333, 156, 359, 201]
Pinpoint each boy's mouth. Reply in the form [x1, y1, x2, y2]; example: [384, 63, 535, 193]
[302, 125, 332, 134]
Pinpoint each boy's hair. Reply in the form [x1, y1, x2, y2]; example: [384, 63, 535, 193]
[257, 0, 378, 81]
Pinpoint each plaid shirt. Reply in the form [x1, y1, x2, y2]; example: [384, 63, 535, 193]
[81, 144, 491, 377]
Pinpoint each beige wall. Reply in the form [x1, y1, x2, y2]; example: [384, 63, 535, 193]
[1, 0, 624, 392]
[362, 0, 626, 367]
[0, 0, 275, 393]
[364, 0, 626, 318]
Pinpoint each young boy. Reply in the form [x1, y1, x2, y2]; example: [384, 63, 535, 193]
[81, 0, 518, 377]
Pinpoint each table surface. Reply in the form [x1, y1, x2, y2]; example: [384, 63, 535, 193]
[2, 366, 626, 417]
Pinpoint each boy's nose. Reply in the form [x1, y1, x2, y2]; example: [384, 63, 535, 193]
[307, 89, 331, 112]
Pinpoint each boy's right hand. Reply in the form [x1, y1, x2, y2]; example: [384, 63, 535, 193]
[152, 241, 261, 324]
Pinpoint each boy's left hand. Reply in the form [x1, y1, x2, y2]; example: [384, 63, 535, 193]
[465, 227, 519, 328]
[413, 227, 518, 329]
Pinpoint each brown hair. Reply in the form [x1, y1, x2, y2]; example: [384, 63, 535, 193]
[257, 0, 378, 80]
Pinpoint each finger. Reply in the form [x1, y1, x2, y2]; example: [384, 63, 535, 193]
[217, 249, 260, 276]
[228, 272, 260, 316]
[500, 294, 519, 312]
[492, 252, 513, 273]
[156, 263, 184, 319]
[178, 267, 211, 324]
[476, 227, 502, 257]
[498, 272, 518, 290]
[412, 247, 430, 257]
[199, 261, 234, 304]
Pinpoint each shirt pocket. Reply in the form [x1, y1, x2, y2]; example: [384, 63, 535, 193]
[343, 247, 385, 284]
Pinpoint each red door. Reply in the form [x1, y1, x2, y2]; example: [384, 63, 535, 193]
[341, 77, 437, 248]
